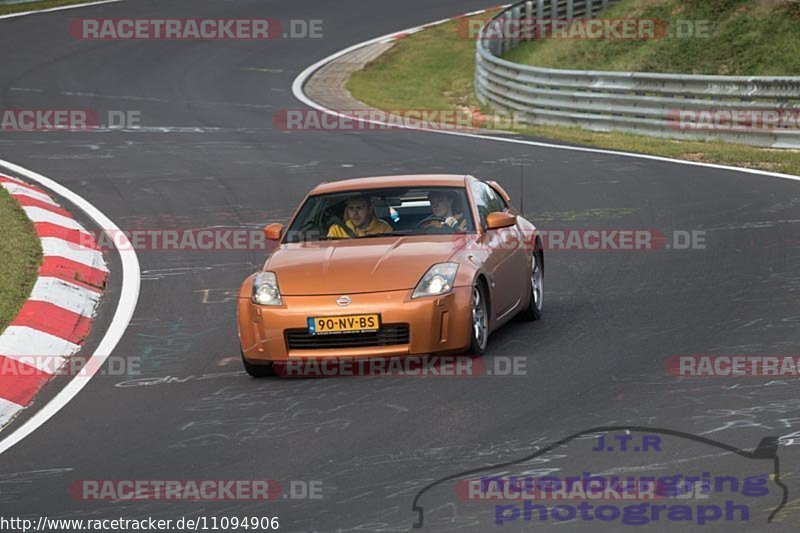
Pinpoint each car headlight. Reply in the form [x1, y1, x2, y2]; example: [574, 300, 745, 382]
[412, 262, 459, 299]
[252, 271, 283, 306]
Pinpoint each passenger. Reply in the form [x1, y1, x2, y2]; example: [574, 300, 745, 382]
[421, 190, 468, 230]
[327, 194, 393, 238]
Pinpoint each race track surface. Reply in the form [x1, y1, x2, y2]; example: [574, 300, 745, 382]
[1, 1, 799, 531]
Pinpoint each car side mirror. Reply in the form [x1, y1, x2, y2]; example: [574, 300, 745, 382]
[263, 223, 284, 241]
[485, 212, 517, 230]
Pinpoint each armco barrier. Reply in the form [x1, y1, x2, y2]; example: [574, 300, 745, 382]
[475, 0, 800, 148]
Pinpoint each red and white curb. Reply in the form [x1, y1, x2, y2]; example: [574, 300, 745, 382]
[0, 173, 108, 429]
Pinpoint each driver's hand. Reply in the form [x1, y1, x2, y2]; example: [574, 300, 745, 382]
[444, 216, 458, 228]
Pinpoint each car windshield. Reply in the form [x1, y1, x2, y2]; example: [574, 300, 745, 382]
[284, 186, 476, 243]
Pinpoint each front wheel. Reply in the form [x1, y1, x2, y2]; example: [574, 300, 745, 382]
[520, 251, 543, 321]
[469, 281, 489, 355]
[241, 349, 275, 377]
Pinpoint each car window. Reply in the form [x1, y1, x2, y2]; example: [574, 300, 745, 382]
[470, 181, 507, 228]
[488, 184, 509, 209]
[284, 186, 476, 242]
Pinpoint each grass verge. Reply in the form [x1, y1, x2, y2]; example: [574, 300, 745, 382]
[503, 0, 800, 76]
[0, 185, 42, 333]
[347, 11, 800, 176]
[0, 0, 100, 16]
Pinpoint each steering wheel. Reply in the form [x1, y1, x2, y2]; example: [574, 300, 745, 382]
[416, 215, 447, 228]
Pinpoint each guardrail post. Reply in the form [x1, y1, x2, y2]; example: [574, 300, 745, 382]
[510, 5, 522, 49]
[475, 50, 485, 104]
[536, 0, 545, 38]
[494, 19, 504, 56]
[483, 19, 492, 55]
[586, 0, 594, 18]
[524, 1, 534, 41]
[487, 19, 503, 57]
[500, 11, 509, 54]
[567, 0, 574, 19]
[602, 0, 609, 10]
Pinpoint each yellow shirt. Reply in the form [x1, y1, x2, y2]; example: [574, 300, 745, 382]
[327, 217, 393, 238]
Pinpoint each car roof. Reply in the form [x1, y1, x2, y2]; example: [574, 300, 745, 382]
[310, 174, 471, 195]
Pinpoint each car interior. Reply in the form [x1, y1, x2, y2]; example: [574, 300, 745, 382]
[288, 187, 473, 241]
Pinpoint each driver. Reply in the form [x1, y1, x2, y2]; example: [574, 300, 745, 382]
[327, 194, 393, 238]
[421, 190, 468, 230]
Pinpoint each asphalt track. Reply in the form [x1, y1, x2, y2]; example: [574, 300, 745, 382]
[1, 1, 799, 531]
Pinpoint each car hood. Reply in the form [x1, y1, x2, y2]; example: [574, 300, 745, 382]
[266, 235, 468, 295]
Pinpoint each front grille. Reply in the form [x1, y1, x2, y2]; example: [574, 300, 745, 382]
[286, 324, 410, 350]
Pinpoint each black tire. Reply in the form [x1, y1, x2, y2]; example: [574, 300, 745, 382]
[469, 280, 490, 355]
[520, 250, 544, 321]
[241, 349, 275, 377]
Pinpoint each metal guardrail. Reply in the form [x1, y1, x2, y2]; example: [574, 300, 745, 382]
[475, 0, 800, 148]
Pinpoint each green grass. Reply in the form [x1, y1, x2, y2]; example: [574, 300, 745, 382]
[347, 8, 800, 176]
[0, 186, 42, 333]
[503, 0, 800, 75]
[349, 18, 483, 111]
[0, 0, 98, 16]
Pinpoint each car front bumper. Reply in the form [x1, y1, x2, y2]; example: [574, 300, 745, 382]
[238, 285, 473, 363]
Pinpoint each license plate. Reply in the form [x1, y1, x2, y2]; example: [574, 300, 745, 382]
[307, 314, 381, 335]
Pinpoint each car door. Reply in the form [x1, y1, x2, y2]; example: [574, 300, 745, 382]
[470, 181, 527, 321]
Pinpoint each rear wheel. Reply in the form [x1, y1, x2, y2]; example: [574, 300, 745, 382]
[520, 251, 543, 321]
[469, 281, 489, 355]
[241, 348, 275, 377]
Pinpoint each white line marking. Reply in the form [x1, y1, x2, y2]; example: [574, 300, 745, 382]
[291, 10, 800, 184]
[0, 327, 77, 360]
[29, 277, 102, 316]
[0, 0, 122, 21]
[22, 206, 87, 231]
[2, 182, 59, 205]
[41, 237, 108, 272]
[463, 9, 491, 16]
[422, 16, 457, 27]
[0, 398, 23, 428]
[0, 158, 140, 455]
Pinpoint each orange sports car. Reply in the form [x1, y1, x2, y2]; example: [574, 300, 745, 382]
[238, 174, 543, 376]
